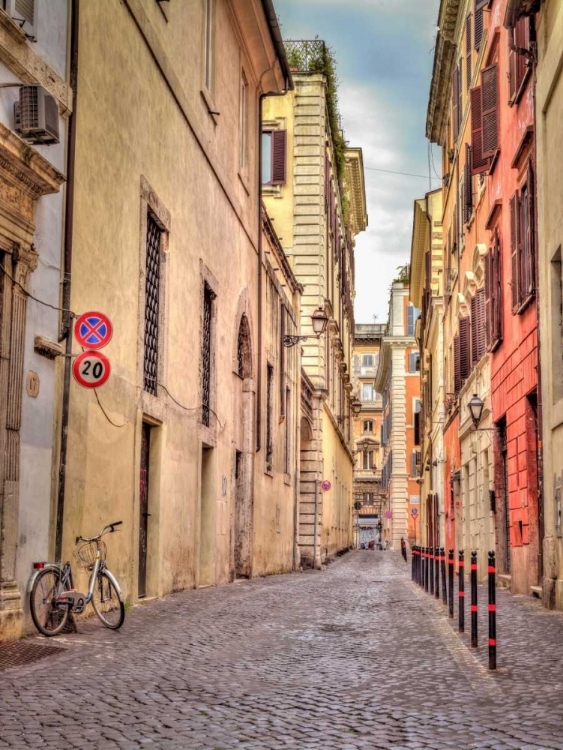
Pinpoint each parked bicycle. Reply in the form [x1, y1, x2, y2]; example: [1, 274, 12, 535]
[29, 521, 125, 637]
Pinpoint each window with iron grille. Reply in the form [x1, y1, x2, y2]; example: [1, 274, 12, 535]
[143, 212, 162, 396]
[266, 364, 274, 470]
[202, 283, 214, 426]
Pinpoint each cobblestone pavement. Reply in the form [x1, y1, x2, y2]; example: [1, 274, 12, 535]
[2, 551, 563, 749]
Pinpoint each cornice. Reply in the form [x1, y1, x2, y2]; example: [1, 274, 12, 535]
[0, 122, 65, 196]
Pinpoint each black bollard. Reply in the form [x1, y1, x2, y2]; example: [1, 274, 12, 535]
[429, 546, 435, 596]
[488, 550, 496, 670]
[416, 546, 420, 585]
[471, 551, 478, 648]
[435, 546, 440, 600]
[441, 547, 447, 605]
[458, 550, 465, 633]
[448, 549, 454, 618]
[424, 548, 430, 593]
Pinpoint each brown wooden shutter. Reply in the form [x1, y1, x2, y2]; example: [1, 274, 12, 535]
[453, 65, 460, 142]
[464, 144, 473, 222]
[271, 130, 287, 184]
[324, 153, 329, 211]
[485, 250, 492, 350]
[466, 15, 472, 91]
[493, 233, 503, 344]
[510, 193, 520, 311]
[454, 334, 461, 395]
[526, 159, 535, 297]
[458, 65, 463, 133]
[459, 316, 471, 382]
[470, 87, 489, 174]
[471, 294, 478, 366]
[482, 64, 499, 158]
[475, 0, 487, 50]
[477, 288, 486, 359]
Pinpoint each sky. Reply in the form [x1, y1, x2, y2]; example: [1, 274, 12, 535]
[275, 0, 442, 323]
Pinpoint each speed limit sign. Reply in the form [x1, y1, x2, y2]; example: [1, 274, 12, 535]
[73, 350, 111, 389]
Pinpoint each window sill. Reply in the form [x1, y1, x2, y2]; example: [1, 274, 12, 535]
[515, 292, 535, 316]
[200, 88, 219, 125]
[265, 464, 274, 478]
[284, 473, 291, 486]
[262, 183, 283, 198]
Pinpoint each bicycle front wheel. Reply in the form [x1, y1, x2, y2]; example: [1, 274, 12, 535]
[91, 571, 124, 629]
[30, 568, 69, 637]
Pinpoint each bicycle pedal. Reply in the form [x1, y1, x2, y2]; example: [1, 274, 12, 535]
[57, 590, 86, 613]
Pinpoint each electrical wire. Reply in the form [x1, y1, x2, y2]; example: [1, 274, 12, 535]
[364, 166, 440, 181]
[0, 263, 76, 316]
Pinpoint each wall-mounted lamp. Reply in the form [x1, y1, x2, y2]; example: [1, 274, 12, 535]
[468, 393, 485, 429]
[351, 398, 362, 417]
[284, 307, 329, 347]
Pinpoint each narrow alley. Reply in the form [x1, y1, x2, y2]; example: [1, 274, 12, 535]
[2, 551, 563, 750]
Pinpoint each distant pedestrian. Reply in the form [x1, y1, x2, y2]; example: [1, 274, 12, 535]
[401, 537, 407, 562]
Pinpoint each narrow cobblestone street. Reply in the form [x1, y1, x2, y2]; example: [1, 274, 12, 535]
[2, 551, 563, 749]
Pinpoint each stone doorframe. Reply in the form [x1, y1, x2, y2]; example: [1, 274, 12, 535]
[0, 124, 65, 639]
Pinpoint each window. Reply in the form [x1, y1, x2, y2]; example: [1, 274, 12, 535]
[414, 399, 421, 446]
[463, 144, 473, 223]
[201, 283, 214, 425]
[407, 305, 420, 336]
[551, 248, 563, 403]
[144, 212, 162, 396]
[362, 383, 374, 402]
[363, 420, 374, 434]
[470, 64, 498, 173]
[284, 388, 290, 475]
[485, 232, 503, 350]
[452, 62, 462, 143]
[509, 17, 532, 104]
[474, 0, 488, 50]
[266, 364, 274, 471]
[239, 74, 248, 170]
[466, 15, 472, 91]
[363, 451, 374, 470]
[362, 354, 374, 369]
[261, 130, 287, 185]
[454, 317, 471, 395]
[204, 0, 214, 93]
[408, 352, 420, 373]
[3, 0, 37, 38]
[411, 450, 421, 477]
[471, 288, 486, 366]
[510, 162, 536, 313]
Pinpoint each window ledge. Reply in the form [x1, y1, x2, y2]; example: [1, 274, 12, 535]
[262, 183, 283, 198]
[284, 473, 291, 486]
[200, 88, 219, 126]
[515, 292, 535, 316]
[265, 464, 274, 478]
[0, 9, 27, 43]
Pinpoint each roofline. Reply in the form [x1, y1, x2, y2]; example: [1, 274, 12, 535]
[261, 0, 294, 90]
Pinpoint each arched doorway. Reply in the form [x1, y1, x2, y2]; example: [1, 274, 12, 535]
[234, 313, 254, 578]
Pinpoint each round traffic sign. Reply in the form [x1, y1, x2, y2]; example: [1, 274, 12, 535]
[73, 351, 111, 389]
[411, 508, 419, 517]
[384, 510, 393, 519]
[321, 480, 331, 492]
[74, 311, 113, 350]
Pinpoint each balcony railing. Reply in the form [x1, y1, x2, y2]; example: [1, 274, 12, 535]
[284, 40, 327, 74]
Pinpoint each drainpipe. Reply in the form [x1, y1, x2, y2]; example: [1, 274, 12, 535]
[55, 0, 79, 561]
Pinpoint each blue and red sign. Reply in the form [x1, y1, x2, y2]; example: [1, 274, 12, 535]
[411, 508, 419, 518]
[321, 480, 331, 492]
[74, 311, 113, 350]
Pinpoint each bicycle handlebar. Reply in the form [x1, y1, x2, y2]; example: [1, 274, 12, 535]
[75, 521, 123, 544]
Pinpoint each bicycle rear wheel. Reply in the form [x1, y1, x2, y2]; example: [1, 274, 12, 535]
[91, 571, 124, 629]
[30, 568, 69, 637]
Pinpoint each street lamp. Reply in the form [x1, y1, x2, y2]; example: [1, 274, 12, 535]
[283, 307, 329, 347]
[468, 393, 485, 429]
[351, 398, 362, 416]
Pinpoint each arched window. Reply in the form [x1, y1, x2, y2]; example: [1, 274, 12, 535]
[237, 314, 252, 378]
[363, 419, 374, 434]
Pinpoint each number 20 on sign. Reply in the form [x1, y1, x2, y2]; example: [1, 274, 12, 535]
[73, 351, 111, 389]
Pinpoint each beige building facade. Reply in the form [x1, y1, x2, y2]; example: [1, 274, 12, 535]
[262, 41, 367, 566]
[536, 0, 563, 608]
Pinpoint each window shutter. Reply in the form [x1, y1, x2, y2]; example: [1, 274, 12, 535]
[510, 193, 520, 311]
[271, 130, 287, 184]
[466, 15, 472, 90]
[493, 234, 503, 344]
[471, 294, 478, 367]
[526, 160, 536, 297]
[454, 334, 461, 394]
[470, 87, 489, 175]
[477, 288, 486, 360]
[458, 65, 463, 134]
[474, 0, 487, 50]
[324, 153, 329, 211]
[485, 250, 492, 350]
[464, 144, 473, 222]
[459, 317, 471, 382]
[452, 65, 460, 142]
[482, 64, 499, 158]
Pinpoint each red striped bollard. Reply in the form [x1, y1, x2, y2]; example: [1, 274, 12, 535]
[441, 547, 447, 605]
[458, 550, 465, 633]
[448, 549, 454, 618]
[434, 546, 440, 600]
[416, 546, 421, 585]
[411, 545, 416, 581]
[424, 548, 430, 593]
[488, 550, 496, 670]
[471, 550, 478, 648]
[429, 546, 435, 596]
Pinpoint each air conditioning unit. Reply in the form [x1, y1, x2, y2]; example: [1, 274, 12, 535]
[14, 85, 59, 145]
